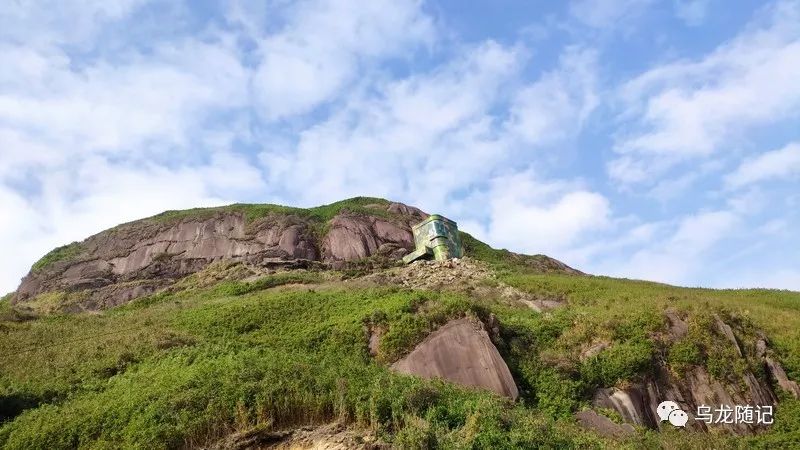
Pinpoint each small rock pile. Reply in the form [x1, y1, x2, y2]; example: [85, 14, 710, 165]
[367, 257, 494, 289]
[362, 257, 565, 312]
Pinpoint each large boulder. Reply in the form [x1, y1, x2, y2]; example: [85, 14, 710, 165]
[391, 317, 519, 400]
[321, 215, 414, 261]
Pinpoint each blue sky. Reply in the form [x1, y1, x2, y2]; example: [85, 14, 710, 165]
[1, 0, 799, 293]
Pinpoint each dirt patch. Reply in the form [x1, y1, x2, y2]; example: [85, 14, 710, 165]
[208, 423, 385, 450]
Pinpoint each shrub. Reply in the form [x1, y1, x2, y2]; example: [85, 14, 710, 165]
[30, 242, 84, 272]
[533, 369, 583, 418]
[581, 340, 655, 388]
[668, 339, 704, 374]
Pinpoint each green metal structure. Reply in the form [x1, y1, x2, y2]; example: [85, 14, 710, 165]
[402, 214, 464, 264]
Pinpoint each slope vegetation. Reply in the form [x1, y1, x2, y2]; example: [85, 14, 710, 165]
[1, 198, 799, 449]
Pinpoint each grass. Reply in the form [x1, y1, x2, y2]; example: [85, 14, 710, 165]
[0, 284, 615, 449]
[29, 242, 85, 273]
[499, 273, 800, 382]
[5, 204, 800, 448]
[147, 197, 400, 230]
[461, 232, 577, 274]
[2, 266, 799, 448]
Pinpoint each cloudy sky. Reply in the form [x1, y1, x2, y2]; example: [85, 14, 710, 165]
[1, 0, 799, 293]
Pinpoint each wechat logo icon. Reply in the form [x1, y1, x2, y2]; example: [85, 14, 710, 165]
[658, 400, 689, 427]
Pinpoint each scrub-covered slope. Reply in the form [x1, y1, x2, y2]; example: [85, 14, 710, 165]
[1, 198, 799, 449]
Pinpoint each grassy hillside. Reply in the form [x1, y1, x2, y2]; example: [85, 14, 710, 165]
[2, 245, 800, 448]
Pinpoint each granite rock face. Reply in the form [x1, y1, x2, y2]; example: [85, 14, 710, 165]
[321, 214, 422, 262]
[13, 201, 428, 310]
[391, 317, 519, 400]
[591, 312, 796, 435]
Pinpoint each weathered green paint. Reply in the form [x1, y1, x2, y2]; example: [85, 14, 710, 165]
[403, 214, 464, 264]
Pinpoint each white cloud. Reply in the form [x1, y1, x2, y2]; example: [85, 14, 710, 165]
[259, 40, 527, 207]
[0, 38, 249, 175]
[725, 142, 800, 188]
[563, 220, 665, 267]
[465, 172, 611, 257]
[257, 38, 602, 219]
[610, 0, 800, 183]
[506, 46, 599, 145]
[0, 0, 152, 48]
[251, 0, 434, 120]
[598, 210, 739, 284]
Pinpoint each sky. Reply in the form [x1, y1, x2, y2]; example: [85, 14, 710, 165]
[1, 0, 799, 294]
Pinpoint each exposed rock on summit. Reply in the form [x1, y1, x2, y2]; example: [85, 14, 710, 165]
[12, 200, 428, 310]
[13, 198, 579, 312]
[322, 214, 417, 263]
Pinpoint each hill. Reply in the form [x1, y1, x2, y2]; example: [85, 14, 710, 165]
[1, 197, 799, 449]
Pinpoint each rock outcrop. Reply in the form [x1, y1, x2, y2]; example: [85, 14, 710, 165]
[391, 317, 519, 400]
[592, 312, 797, 435]
[14, 198, 582, 312]
[12, 201, 429, 310]
[321, 214, 418, 262]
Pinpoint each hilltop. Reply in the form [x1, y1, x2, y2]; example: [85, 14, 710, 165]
[10, 197, 572, 313]
[1, 197, 799, 449]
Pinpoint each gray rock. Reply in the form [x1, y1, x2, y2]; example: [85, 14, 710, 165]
[13, 202, 426, 310]
[591, 315, 800, 435]
[665, 310, 688, 341]
[391, 317, 519, 399]
[714, 315, 742, 357]
[321, 215, 415, 262]
[766, 357, 800, 398]
[575, 410, 635, 438]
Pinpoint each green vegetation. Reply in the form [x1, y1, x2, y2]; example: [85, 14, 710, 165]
[0, 285, 612, 449]
[30, 242, 85, 273]
[667, 339, 703, 374]
[2, 266, 799, 448]
[4, 205, 800, 448]
[209, 271, 324, 297]
[461, 232, 575, 274]
[150, 196, 398, 227]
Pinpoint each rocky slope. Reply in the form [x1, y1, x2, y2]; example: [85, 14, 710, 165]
[11, 198, 582, 313]
[10, 199, 425, 310]
[12, 198, 577, 313]
[588, 311, 798, 435]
